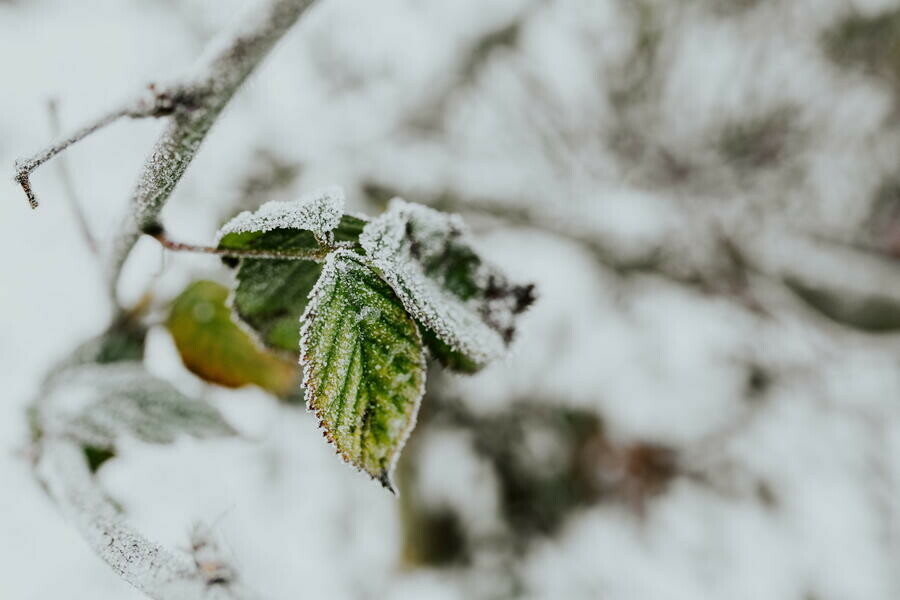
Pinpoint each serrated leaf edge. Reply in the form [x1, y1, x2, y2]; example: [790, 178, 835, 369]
[298, 249, 426, 494]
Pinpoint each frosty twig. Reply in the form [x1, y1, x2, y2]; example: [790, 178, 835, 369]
[13, 0, 316, 303]
[15, 106, 135, 209]
[14, 89, 183, 210]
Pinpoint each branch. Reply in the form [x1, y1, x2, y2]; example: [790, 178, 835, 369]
[107, 0, 316, 301]
[37, 438, 257, 600]
[15, 92, 178, 209]
[30, 356, 258, 599]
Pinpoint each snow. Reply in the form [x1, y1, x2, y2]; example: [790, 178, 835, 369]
[4, 0, 900, 599]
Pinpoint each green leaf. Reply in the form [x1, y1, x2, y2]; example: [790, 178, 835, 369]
[217, 186, 345, 248]
[300, 250, 426, 491]
[166, 280, 299, 396]
[228, 259, 323, 353]
[41, 362, 236, 451]
[217, 187, 368, 352]
[360, 199, 535, 371]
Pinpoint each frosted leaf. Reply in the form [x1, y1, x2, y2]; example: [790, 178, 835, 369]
[41, 362, 236, 450]
[215, 187, 368, 352]
[215, 185, 345, 241]
[228, 259, 324, 352]
[360, 199, 535, 370]
[300, 250, 426, 492]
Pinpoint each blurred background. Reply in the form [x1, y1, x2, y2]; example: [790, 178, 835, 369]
[3, 0, 900, 598]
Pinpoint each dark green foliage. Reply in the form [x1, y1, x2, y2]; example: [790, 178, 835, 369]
[231, 259, 323, 352]
[420, 326, 480, 374]
[221, 215, 367, 352]
[209, 194, 535, 490]
[362, 200, 535, 370]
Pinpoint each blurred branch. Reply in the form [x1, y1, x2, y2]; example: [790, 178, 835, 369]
[37, 439, 252, 600]
[30, 352, 253, 599]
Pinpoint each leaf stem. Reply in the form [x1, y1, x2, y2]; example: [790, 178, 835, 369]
[152, 230, 328, 261]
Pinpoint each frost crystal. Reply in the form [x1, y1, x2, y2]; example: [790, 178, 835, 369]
[215, 185, 345, 241]
[360, 199, 533, 367]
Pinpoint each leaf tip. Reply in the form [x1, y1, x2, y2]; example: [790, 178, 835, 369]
[377, 469, 398, 495]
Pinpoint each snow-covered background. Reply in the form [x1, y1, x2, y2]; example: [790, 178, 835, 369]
[4, 0, 900, 598]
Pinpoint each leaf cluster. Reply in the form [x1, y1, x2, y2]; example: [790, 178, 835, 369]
[203, 188, 535, 490]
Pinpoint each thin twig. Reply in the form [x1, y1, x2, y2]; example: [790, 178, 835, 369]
[14, 92, 178, 210]
[15, 107, 133, 209]
[14, 84, 193, 209]
[46, 99, 99, 255]
[37, 439, 202, 599]
[152, 230, 328, 261]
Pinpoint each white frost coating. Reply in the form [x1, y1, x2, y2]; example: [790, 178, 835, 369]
[298, 249, 427, 492]
[37, 440, 197, 598]
[215, 186, 344, 241]
[360, 199, 506, 365]
[39, 363, 236, 449]
[33, 364, 253, 600]
[37, 440, 253, 600]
